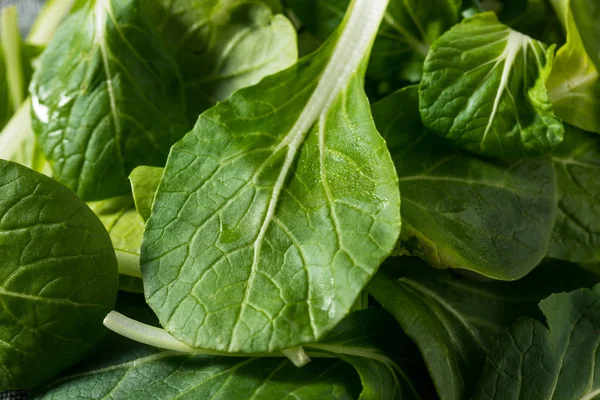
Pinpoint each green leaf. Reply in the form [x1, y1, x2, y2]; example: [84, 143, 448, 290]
[368, 258, 600, 400]
[373, 86, 556, 280]
[142, 0, 400, 353]
[473, 282, 600, 399]
[420, 12, 564, 157]
[286, 0, 461, 87]
[88, 196, 144, 278]
[129, 166, 163, 222]
[570, 0, 600, 69]
[0, 160, 118, 390]
[549, 124, 600, 263]
[547, 0, 600, 134]
[30, 0, 189, 201]
[144, 0, 297, 121]
[33, 303, 425, 400]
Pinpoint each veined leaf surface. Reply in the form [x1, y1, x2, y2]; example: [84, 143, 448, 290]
[0, 160, 118, 390]
[30, 0, 188, 201]
[143, 0, 297, 120]
[420, 12, 564, 157]
[473, 283, 600, 399]
[373, 86, 556, 280]
[142, 0, 400, 353]
[368, 259, 600, 400]
[548, 124, 600, 263]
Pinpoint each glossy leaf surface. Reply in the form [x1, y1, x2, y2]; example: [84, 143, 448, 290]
[0, 160, 118, 390]
[142, 0, 400, 353]
[30, 0, 188, 200]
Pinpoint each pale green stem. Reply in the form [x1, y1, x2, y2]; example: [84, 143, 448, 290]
[104, 312, 333, 365]
[27, 0, 75, 46]
[1, 6, 24, 108]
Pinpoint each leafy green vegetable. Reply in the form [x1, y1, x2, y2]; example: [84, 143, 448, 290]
[286, 0, 461, 88]
[142, 0, 400, 353]
[0, 160, 118, 390]
[420, 12, 564, 157]
[30, 0, 189, 201]
[473, 283, 600, 399]
[547, 0, 600, 134]
[569, 0, 600, 69]
[143, 0, 297, 120]
[129, 166, 163, 222]
[0, 0, 76, 167]
[373, 86, 556, 279]
[35, 297, 427, 400]
[368, 258, 600, 400]
[549, 124, 600, 263]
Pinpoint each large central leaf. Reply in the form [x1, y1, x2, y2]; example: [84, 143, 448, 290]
[142, 0, 400, 353]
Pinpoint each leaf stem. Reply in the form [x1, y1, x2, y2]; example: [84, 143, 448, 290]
[1, 6, 24, 109]
[104, 311, 335, 361]
[27, 0, 75, 46]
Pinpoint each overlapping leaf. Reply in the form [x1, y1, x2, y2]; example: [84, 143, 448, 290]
[0, 160, 118, 390]
[368, 258, 600, 400]
[474, 283, 600, 399]
[420, 12, 564, 157]
[286, 0, 461, 90]
[373, 86, 556, 279]
[143, 0, 297, 120]
[549, 125, 600, 263]
[30, 0, 189, 200]
[547, 0, 600, 134]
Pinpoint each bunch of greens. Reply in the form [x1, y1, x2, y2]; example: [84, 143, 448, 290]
[0, 0, 599, 399]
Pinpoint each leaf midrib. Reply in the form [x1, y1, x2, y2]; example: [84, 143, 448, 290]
[228, 0, 389, 350]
